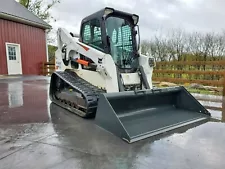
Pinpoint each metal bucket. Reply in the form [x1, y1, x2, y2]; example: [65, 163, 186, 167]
[94, 86, 211, 143]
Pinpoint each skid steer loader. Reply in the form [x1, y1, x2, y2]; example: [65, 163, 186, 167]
[49, 7, 211, 143]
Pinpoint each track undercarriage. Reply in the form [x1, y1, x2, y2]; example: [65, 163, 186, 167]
[49, 69, 106, 118]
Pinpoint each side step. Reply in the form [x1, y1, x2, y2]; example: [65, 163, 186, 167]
[94, 86, 211, 143]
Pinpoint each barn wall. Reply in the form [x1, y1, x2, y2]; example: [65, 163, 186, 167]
[0, 19, 47, 75]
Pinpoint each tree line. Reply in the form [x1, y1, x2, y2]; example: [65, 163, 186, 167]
[141, 28, 225, 62]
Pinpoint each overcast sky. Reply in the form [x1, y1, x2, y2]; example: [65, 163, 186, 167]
[48, 0, 225, 42]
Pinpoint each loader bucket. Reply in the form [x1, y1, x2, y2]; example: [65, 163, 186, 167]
[95, 86, 211, 143]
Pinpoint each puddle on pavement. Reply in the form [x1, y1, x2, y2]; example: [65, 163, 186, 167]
[0, 77, 225, 169]
[0, 79, 51, 125]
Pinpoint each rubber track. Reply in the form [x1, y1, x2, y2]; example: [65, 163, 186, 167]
[50, 70, 106, 118]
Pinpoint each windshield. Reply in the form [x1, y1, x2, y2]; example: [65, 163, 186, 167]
[105, 16, 137, 69]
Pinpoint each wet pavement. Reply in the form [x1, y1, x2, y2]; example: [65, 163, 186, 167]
[0, 76, 225, 169]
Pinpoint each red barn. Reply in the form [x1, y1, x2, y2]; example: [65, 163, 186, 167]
[0, 0, 51, 75]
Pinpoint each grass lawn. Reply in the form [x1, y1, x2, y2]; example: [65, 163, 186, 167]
[153, 82, 223, 96]
[186, 88, 222, 96]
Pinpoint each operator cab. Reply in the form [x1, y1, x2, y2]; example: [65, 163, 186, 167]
[79, 7, 140, 73]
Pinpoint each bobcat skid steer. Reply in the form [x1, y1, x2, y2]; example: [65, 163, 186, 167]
[49, 7, 211, 143]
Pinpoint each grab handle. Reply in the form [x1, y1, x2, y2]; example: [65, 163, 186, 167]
[151, 88, 162, 93]
[134, 90, 147, 95]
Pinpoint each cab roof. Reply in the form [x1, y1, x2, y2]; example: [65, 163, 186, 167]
[81, 7, 139, 25]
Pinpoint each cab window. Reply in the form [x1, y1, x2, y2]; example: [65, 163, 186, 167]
[81, 19, 104, 51]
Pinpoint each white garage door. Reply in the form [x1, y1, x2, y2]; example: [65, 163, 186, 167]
[5, 43, 22, 75]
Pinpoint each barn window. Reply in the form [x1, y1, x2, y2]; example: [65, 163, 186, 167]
[7, 46, 17, 60]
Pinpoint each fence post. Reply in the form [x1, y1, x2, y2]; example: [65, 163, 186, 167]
[222, 72, 225, 122]
[42, 62, 45, 76]
[223, 72, 225, 97]
[222, 99, 225, 122]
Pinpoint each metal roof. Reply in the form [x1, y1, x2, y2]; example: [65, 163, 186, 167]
[0, 0, 51, 29]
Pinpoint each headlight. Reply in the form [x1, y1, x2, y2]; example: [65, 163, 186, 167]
[104, 7, 114, 15]
[148, 57, 156, 67]
[132, 14, 139, 25]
